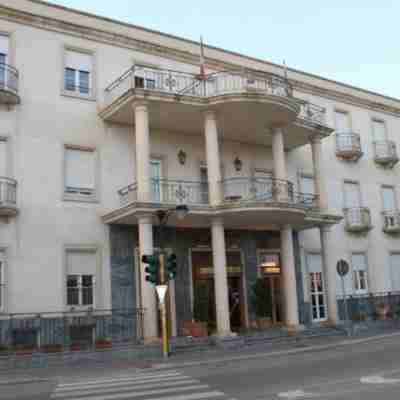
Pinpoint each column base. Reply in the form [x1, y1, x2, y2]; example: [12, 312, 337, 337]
[285, 324, 305, 336]
[321, 319, 338, 328]
[212, 331, 237, 339]
[143, 336, 161, 345]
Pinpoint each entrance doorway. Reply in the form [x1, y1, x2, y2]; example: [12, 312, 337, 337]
[258, 251, 283, 325]
[191, 250, 245, 333]
[307, 253, 327, 322]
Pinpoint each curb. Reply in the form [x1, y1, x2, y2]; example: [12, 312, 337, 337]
[152, 331, 400, 370]
[0, 377, 51, 386]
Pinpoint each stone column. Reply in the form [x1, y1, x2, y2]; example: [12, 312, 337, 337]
[138, 215, 158, 341]
[320, 226, 338, 325]
[134, 102, 151, 202]
[271, 127, 290, 201]
[211, 217, 232, 336]
[281, 225, 300, 330]
[204, 110, 222, 205]
[310, 135, 328, 210]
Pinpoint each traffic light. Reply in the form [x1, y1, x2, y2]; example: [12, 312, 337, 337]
[142, 254, 159, 285]
[165, 253, 177, 281]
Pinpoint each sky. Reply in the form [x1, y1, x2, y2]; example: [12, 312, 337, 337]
[48, 0, 399, 99]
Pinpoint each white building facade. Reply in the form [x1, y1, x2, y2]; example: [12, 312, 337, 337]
[0, 0, 400, 346]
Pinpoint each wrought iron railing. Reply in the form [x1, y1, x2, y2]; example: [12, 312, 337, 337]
[373, 140, 399, 166]
[335, 132, 362, 158]
[221, 177, 318, 207]
[297, 100, 326, 126]
[344, 207, 371, 231]
[0, 308, 145, 353]
[0, 63, 19, 96]
[118, 183, 137, 206]
[104, 64, 294, 105]
[382, 210, 400, 233]
[0, 177, 17, 208]
[337, 291, 400, 322]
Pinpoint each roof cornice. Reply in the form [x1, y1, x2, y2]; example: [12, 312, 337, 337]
[1, 1, 399, 116]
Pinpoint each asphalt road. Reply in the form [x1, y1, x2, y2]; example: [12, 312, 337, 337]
[2, 334, 400, 399]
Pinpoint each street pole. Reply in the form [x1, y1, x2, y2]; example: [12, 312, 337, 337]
[159, 252, 169, 359]
[341, 276, 351, 337]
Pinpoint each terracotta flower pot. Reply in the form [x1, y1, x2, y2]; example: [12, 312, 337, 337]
[182, 321, 208, 337]
[95, 340, 112, 349]
[257, 317, 272, 330]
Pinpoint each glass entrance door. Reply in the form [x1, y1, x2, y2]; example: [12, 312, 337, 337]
[310, 272, 326, 321]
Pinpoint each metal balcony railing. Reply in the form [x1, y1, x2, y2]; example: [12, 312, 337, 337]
[344, 207, 372, 232]
[118, 179, 209, 206]
[105, 64, 294, 105]
[221, 177, 318, 208]
[382, 210, 400, 234]
[0, 177, 17, 209]
[373, 140, 399, 168]
[0, 63, 19, 100]
[335, 132, 363, 161]
[297, 101, 326, 126]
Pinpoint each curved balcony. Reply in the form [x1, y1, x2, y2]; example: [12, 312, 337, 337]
[382, 210, 400, 234]
[100, 65, 332, 149]
[0, 177, 17, 217]
[373, 140, 399, 168]
[344, 207, 372, 233]
[335, 132, 363, 161]
[0, 63, 19, 105]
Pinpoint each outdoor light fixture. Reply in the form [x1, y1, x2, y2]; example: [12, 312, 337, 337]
[178, 149, 187, 165]
[234, 156, 243, 172]
[176, 204, 189, 220]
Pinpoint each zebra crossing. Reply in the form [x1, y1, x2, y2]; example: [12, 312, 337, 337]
[51, 370, 236, 400]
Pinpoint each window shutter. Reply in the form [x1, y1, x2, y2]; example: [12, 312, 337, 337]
[372, 120, 386, 142]
[65, 148, 95, 191]
[66, 250, 97, 276]
[0, 35, 9, 57]
[0, 139, 7, 177]
[65, 50, 92, 72]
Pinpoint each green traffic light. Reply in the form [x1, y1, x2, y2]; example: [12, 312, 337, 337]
[166, 253, 177, 281]
[142, 253, 159, 285]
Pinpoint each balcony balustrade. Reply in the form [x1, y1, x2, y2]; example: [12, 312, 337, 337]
[344, 207, 372, 233]
[297, 100, 326, 127]
[0, 177, 17, 217]
[0, 63, 19, 105]
[373, 140, 399, 168]
[118, 177, 318, 209]
[335, 132, 363, 161]
[382, 210, 400, 234]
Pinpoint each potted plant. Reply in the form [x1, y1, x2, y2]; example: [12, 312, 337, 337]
[376, 302, 390, 320]
[41, 344, 63, 353]
[95, 338, 112, 349]
[182, 282, 209, 337]
[14, 344, 37, 355]
[251, 278, 272, 329]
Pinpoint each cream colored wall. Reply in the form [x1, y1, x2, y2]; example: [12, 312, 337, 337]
[0, 5, 400, 314]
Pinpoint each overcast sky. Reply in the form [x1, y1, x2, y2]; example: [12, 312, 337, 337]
[48, 0, 399, 99]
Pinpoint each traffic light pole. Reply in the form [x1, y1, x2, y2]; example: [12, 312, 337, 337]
[158, 252, 169, 359]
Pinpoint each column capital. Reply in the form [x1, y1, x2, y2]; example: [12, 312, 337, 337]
[211, 217, 224, 227]
[203, 109, 218, 120]
[320, 225, 332, 234]
[270, 126, 284, 136]
[309, 134, 324, 145]
[137, 214, 153, 225]
[132, 100, 149, 112]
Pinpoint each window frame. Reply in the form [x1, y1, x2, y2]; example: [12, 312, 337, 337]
[63, 144, 99, 203]
[67, 273, 95, 307]
[64, 245, 101, 311]
[343, 180, 362, 209]
[334, 109, 352, 133]
[62, 46, 96, 101]
[381, 185, 398, 212]
[0, 248, 7, 313]
[351, 252, 369, 295]
[371, 118, 388, 142]
[298, 172, 315, 195]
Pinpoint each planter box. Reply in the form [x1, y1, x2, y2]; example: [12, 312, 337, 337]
[95, 340, 112, 350]
[182, 321, 208, 337]
[41, 344, 63, 353]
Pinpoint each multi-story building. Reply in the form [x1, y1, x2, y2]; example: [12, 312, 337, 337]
[0, 0, 399, 346]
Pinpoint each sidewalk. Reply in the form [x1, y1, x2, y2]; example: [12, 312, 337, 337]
[1, 330, 399, 386]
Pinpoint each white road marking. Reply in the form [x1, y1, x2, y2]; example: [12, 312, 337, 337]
[277, 389, 314, 398]
[360, 375, 400, 384]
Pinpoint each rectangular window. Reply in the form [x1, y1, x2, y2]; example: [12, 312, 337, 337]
[372, 120, 387, 142]
[382, 186, 397, 211]
[307, 253, 326, 322]
[344, 181, 361, 208]
[300, 175, 315, 195]
[66, 249, 97, 307]
[200, 166, 209, 204]
[64, 49, 93, 96]
[390, 254, 400, 292]
[150, 159, 162, 202]
[335, 110, 351, 133]
[351, 253, 368, 294]
[0, 259, 4, 310]
[64, 146, 96, 201]
[0, 34, 9, 86]
[0, 138, 8, 177]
